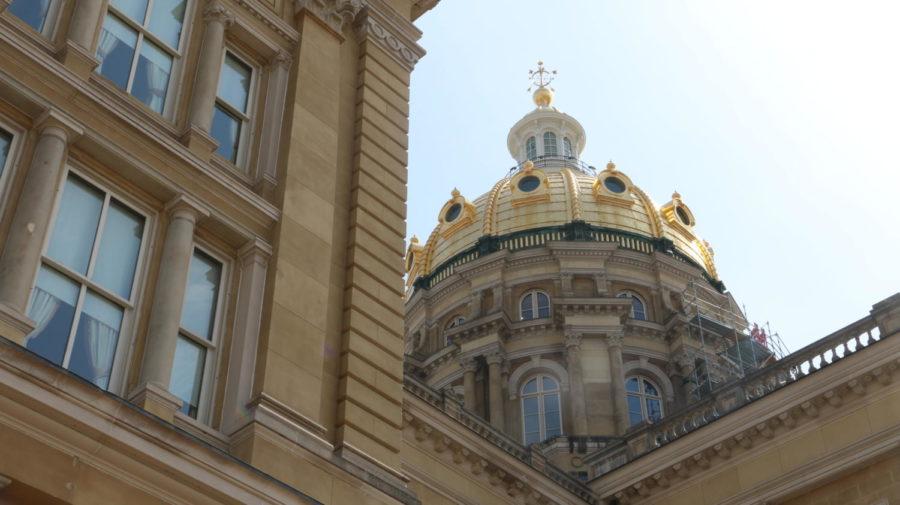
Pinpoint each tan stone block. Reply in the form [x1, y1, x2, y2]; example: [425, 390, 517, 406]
[282, 184, 336, 244]
[337, 423, 402, 471]
[353, 173, 406, 220]
[267, 303, 330, 378]
[342, 349, 402, 385]
[652, 483, 703, 505]
[250, 433, 334, 503]
[360, 65, 410, 102]
[779, 429, 826, 471]
[358, 75, 409, 119]
[357, 98, 408, 135]
[358, 135, 408, 180]
[701, 467, 741, 505]
[352, 185, 407, 227]
[350, 227, 406, 273]
[357, 150, 407, 196]
[350, 201, 406, 245]
[357, 99, 409, 146]
[360, 43, 413, 90]
[347, 244, 404, 284]
[338, 375, 403, 426]
[866, 388, 900, 432]
[276, 216, 333, 286]
[261, 349, 322, 418]
[358, 120, 408, 168]
[738, 449, 784, 490]
[345, 286, 403, 336]
[346, 265, 403, 303]
[821, 408, 872, 452]
[345, 307, 403, 343]
[343, 331, 403, 374]
[271, 263, 330, 331]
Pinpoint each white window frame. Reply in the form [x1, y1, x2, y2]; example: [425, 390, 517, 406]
[174, 242, 230, 425]
[29, 165, 153, 395]
[542, 131, 558, 157]
[626, 375, 664, 426]
[443, 314, 465, 346]
[213, 47, 259, 171]
[6, 0, 64, 39]
[617, 290, 647, 321]
[519, 289, 551, 321]
[520, 374, 563, 445]
[563, 136, 573, 157]
[0, 118, 24, 215]
[525, 136, 537, 160]
[99, 0, 194, 118]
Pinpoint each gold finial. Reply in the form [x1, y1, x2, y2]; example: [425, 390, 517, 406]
[606, 160, 616, 171]
[528, 61, 557, 107]
[522, 160, 534, 173]
[672, 191, 682, 201]
[410, 235, 419, 244]
[451, 188, 460, 198]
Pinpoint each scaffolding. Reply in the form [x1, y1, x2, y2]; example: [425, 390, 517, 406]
[680, 280, 789, 402]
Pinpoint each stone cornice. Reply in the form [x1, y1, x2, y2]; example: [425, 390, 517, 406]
[234, 0, 300, 43]
[355, 1, 426, 70]
[295, 0, 363, 35]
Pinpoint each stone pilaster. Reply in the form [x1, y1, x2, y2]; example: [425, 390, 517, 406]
[486, 352, 505, 430]
[254, 50, 292, 198]
[461, 358, 479, 412]
[182, 1, 234, 159]
[565, 331, 588, 435]
[606, 333, 628, 434]
[58, 0, 104, 78]
[469, 289, 483, 319]
[0, 110, 81, 344]
[134, 196, 208, 412]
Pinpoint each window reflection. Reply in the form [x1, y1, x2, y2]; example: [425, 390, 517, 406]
[8, 0, 52, 32]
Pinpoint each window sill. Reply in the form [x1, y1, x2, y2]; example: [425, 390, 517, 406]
[173, 411, 229, 452]
[209, 154, 255, 188]
[88, 74, 181, 137]
[0, 15, 59, 54]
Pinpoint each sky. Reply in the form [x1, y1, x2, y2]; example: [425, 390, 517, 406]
[407, 0, 900, 353]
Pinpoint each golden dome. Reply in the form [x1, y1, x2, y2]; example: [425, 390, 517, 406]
[408, 161, 719, 290]
[532, 86, 554, 107]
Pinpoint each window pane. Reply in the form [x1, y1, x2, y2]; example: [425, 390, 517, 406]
[522, 378, 537, 395]
[542, 376, 558, 392]
[643, 380, 659, 397]
[181, 251, 222, 339]
[47, 176, 104, 275]
[26, 266, 80, 366]
[93, 201, 144, 299]
[218, 53, 252, 113]
[97, 14, 138, 90]
[632, 298, 646, 320]
[523, 427, 540, 446]
[625, 377, 640, 392]
[8, 0, 51, 32]
[211, 105, 241, 163]
[170, 335, 205, 418]
[523, 412, 539, 436]
[647, 399, 662, 422]
[543, 132, 557, 156]
[68, 292, 122, 389]
[132, 40, 172, 113]
[544, 394, 561, 437]
[537, 292, 550, 318]
[523, 396, 539, 415]
[563, 137, 573, 157]
[627, 395, 644, 426]
[110, 0, 149, 24]
[0, 128, 12, 178]
[147, 0, 186, 49]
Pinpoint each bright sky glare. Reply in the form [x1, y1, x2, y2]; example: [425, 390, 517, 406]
[408, 0, 900, 352]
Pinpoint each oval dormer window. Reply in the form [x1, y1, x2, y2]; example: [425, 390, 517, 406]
[444, 203, 462, 222]
[603, 176, 626, 194]
[676, 206, 692, 226]
[518, 175, 541, 192]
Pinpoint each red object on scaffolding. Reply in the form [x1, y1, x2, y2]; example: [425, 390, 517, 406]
[751, 323, 768, 348]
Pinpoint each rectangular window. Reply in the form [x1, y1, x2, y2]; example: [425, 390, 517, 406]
[211, 51, 254, 168]
[169, 248, 223, 419]
[8, 0, 54, 34]
[96, 0, 188, 114]
[26, 173, 147, 391]
[0, 127, 12, 180]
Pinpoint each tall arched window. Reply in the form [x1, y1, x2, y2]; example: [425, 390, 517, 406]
[543, 132, 558, 156]
[617, 291, 647, 321]
[521, 375, 562, 445]
[520, 290, 550, 321]
[563, 137, 573, 157]
[443, 315, 465, 346]
[525, 136, 537, 160]
[626, 376, 663, 426]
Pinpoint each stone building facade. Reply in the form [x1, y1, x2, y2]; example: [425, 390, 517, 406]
[0, 1, 896, 504]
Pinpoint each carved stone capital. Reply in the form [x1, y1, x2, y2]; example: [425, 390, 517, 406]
[564, 331, 582, 351]
[485, 352, 504, 366]
[271, 49, 293, 70]
[296, 0, 362, 34]
[460, 358, 479, 373]
[605, 333, 624, 348]
[203, 1, 235, 26]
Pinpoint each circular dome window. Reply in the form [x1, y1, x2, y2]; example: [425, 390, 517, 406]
[676, 206, 692, 226]
[603, 176, 627, 194]
[444, 203, 462, 222]
[517, 175, 541, 192]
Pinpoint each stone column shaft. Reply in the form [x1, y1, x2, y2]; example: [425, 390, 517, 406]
[139, 199, 206, 389]
[565, 334, 588, 435]
[68, 0, 104, 50]
[462, 360, 478, 411]
[0, 113, 79, 318]
[487, 354, 505, 430]
[187, 3, 233, 133]
[607, 334, 629, 434]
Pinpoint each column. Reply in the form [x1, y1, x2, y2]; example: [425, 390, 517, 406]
[0, 111, 81, 344]
[565, 332, 588, 435]
[131, 196, 208, 422]
[182, 1, 234, 158]
[486, 352, 505, 430]
[491, 284, 504, 314]
[469, 289, 483, 319]
[462, 358, 478, 412]
[59, 0, 104, 78]
[254, 51, 291, 198]
[606, 333, 629, 435]
[221, 239, 270, 435]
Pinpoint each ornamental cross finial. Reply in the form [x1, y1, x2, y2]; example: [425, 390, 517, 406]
[528, 60, 556, 91]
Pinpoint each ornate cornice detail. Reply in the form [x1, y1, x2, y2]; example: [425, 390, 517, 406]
[295, 0, 363, 34]
[233, 0, 299, 42]
[355, 6, 426, 71]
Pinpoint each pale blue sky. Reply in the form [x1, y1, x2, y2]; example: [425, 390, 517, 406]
[407, 0, 900, 352]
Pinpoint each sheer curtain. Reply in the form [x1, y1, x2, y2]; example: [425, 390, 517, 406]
[85, 317, 119, 388]
[25, 288, 58, 344]
[96, 28, 119, 63]
[143, 59, 169, 112]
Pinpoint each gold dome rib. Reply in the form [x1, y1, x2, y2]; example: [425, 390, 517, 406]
[561, 168, 583, 221]
[632, 186, 663, 238]
[422, 225, 442, 274]
[694, 238, 719, 279]
[482, 178, 509, 235]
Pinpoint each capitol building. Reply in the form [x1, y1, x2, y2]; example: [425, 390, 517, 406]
[0, 1, 896, 504]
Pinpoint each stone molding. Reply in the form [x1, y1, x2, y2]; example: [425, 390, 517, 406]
[203, 1, 236, 26]
[507, 355, 570, 399]
[295, 0, 363, 34]
[233, 0, 299, 43]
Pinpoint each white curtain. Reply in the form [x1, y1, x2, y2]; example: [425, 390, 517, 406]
[143, 60, 169, 112]
[96, 28, 119, 63]
[85, 317, 118, 388]
[25, 288, 58, 345]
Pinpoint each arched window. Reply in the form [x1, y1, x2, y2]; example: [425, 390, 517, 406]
[521, 375, 562, 445]
[443, 315, 465, 345]
[520, 290, 550, 321]
[626, 376, 663, 426]
[563, 137, 573, 157]
[525, 136, 537, 160]
[617, 291, 647, 321]
[543, 132, 558, 156]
